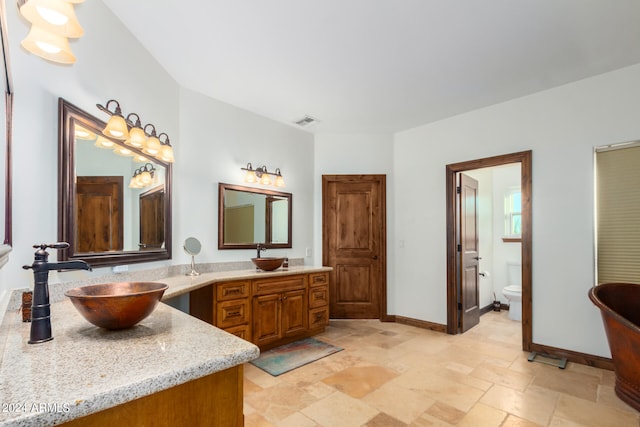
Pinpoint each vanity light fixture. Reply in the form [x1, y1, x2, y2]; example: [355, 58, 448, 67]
[157, 133, 175, 163]
[96, 100, 176, 163]
[142, 124, 161, 157]
[128, 163, 156, 189]
[94, 136, 115, 149]
[18, 0, 84, 64]
[241, 163, 286, 188]
[124, 113, 146, 148]
[97, 100, 129, 140]
[74, 125, 95, 141]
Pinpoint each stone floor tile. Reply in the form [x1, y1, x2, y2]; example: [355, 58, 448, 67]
[301, 391, 379, 427]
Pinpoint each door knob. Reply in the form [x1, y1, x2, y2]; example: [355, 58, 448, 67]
[473, 256, 482, 260]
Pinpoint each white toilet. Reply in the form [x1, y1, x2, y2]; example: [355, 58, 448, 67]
[502, 262, 522, 321]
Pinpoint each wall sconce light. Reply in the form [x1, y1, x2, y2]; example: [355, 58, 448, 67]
[18, 0, 84, 64]
[97, 99, 129, 140]
[128, 163, 156, 189]
[241, 163, 285, 188]
[124, 113, 146, 148]
[96, 100, 176, 163]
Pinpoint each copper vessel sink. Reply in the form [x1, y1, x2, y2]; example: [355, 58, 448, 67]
[251, 257, 285, 271]
[65, 282, 168, 330]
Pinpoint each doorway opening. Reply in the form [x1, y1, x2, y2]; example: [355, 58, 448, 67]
[446, 151, 532, 351]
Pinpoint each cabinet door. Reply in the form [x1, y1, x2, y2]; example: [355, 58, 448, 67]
[282, 289, 307, 337]
[253, 294, 281, 347]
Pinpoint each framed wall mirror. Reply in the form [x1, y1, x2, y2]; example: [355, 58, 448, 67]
[58, 98, 172, 267]
[0, 1, 13, 269]
[218, 183, 292, 249]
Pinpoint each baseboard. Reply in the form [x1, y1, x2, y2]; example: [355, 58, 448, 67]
[384, 313, 612, 371]
[530, 342, 614, 371]
[393, 315, 447, 333]
[480, 303, 510, 315]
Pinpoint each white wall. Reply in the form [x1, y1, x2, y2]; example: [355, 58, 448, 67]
[0, 1, 314, 294]
[0, 0, 179, 292]
[174, 87, 314, 266]
[394, 63, 640, 358]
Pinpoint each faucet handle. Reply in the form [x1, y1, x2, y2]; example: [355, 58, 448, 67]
[32, 242, 70, 250]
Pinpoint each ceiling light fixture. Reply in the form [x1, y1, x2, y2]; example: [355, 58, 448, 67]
[241, 163, 285, 188]
[18, 0, 85, 64]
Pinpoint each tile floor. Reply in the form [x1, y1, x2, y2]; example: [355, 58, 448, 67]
[243, 311, 640, 426]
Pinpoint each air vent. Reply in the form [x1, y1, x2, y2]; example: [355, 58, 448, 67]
[294, 115, 319, 127]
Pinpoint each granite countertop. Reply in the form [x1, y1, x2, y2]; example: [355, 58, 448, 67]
[160, 265, 333, 300]
[0, 265, 330, 426]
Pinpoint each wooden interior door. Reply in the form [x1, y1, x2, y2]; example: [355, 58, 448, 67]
[458, 173, 480, 332]
[322, 175, 386, 319]
[76, 176, 123, 252]
[139, 186, 165, 250]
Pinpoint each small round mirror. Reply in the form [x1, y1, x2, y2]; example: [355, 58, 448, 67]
[183, 237, 201, 276]
[183, 237, 202, 256]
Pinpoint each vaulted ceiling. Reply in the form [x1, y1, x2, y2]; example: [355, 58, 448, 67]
[104, 1, 640, 134]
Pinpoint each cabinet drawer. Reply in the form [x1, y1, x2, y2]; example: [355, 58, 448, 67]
[223, 324, 252, 341]
[216, 299, 250, 328]
[308, 285, 328, 309]
[216, 281, 250, 301]
[253, 276, 305, 295]
[309, 307, 329, 329]
[309, 272, 329, 287]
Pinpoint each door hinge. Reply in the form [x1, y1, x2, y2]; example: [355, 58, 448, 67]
[457, 302, 462, 310]
[456, 186, 461, 194]
[457, 244, 462, 252]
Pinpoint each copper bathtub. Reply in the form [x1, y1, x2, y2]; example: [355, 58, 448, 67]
[589, 283, 640, 411]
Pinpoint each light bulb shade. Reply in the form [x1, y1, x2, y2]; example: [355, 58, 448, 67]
[125, 126, 147, 148]
[133, 154, 149, 163]
[20, 0, 84, 38]
[74, 125, 95, 141]
[94, 136, 114, 149]
[143, 135, 161, 156]
[157, 144, 175, 163]
[102, 114, 129, 140]
[128, 176, 141, 188]
[260, 173, 272, 186]
[140, 170, 152, 185]
[113, 146, 133, 157]
[275, 175, 285, 187]
[21, 25, 75, 64]
[244, 170, 257, 183]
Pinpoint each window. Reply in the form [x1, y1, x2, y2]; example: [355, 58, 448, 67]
[504, 188, 521, 238]
[595, 142, 640, 284]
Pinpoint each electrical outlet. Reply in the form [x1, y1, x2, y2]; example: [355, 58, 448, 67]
[305, 247, 312, 257]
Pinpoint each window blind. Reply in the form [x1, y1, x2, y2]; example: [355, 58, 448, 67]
[596, 144, 640, 284]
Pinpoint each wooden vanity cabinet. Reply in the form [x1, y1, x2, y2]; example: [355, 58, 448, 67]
[189, 271, 330, 350]
[308, 272, 330, 331]
[190, 280, 252, 340]
[252, 275, 307, 348]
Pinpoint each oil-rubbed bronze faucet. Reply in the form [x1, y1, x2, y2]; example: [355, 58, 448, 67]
[23, 243, 92, 344]
[256, 243, 266, 259]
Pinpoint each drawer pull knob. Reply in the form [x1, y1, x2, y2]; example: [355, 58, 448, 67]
[227, 311, 241, 317]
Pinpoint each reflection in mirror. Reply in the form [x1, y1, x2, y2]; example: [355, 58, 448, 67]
[59, 98, 172, 267]
[0, 4, 13, 268]
[218, 183, 292, 249]
[183, 237, 201, 276]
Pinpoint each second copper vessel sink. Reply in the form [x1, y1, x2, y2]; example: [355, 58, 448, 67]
[251, 257, 285, 271]
[65, 282, 168, 330]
